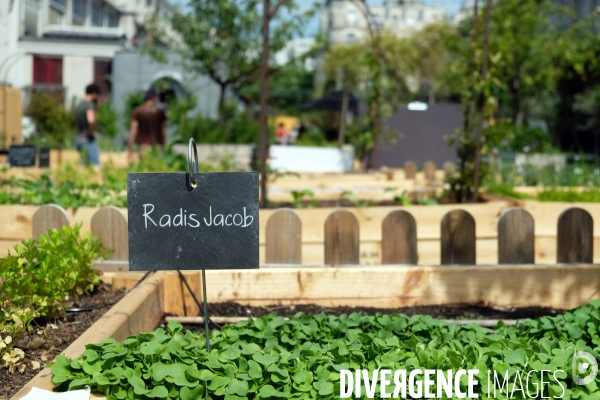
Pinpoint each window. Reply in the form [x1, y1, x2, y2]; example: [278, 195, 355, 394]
[346, 33, 356, 44]
[345, 11, 357, 27]
[107, 10, 119, 27]
[73, 0, 86, 23]
[418, 10, 424, 21]
[33, 56, 63, 85]
[94, 58, 112, 96]
[92, 1, 103, 26]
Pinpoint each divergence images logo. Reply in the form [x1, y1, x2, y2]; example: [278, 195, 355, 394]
[572, 351, 598, 386]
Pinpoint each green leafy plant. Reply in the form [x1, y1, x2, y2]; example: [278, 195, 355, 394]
[96, 101, 120, 138]
[51, 301, 600, 399]
[290, 190, 318, 209]
[0, 224, 111, 371]
[27, 93, 77, 150]
[341, 190, 374, 208]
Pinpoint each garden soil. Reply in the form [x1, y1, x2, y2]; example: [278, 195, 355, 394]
[1, 283, 127, 400]
[176, 302, 563, 322]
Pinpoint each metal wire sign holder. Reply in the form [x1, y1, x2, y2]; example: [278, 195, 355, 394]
[126, 138, 259, 354]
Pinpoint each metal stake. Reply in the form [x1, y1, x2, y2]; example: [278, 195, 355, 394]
[187, 138, 211, 351]
[202, 269, 210, 352]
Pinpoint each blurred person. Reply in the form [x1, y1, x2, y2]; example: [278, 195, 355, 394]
[276, 123, 288, 145]
[75, 83, 101, 167]
[128, 89, 167, 161]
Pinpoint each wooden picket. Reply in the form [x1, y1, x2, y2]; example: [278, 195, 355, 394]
[381, 210, 417, 264]
[404, 161, 417, 179]
[91, 207, 129, 261]
[423, 161, 437, 181]
[441, 209, 476, 265]
[324, 210, 359, 265]
[265, 208, 302, 264]
[557, 207, 593, 263]
[498, 208, 535, 264]
[31, 204, 69, 239]
[16, 203, 600, 268]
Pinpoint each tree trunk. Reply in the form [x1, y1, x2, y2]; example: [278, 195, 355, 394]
[511, 81, 522, 126]
[366, 36, 382, 170]
[258, 0, 270, 208]
[218, 84, 227, 125]
[428, 88, 435, 105]
[472, 0, 493, 203]
[338, 89, 349, 147]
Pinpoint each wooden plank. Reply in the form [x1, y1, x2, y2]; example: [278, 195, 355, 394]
[181, 271, 201, 317]
[324, 210, 360, 265]
[423, 161, 437, 181]
[557, 207, 593, 263]
[163, 272, 185, 316]
[203, 265, 600, 310]
[265, 208, 302, 264]
[441, 209, 476, 265]
[111, 272, 147, 290]
[90, 206, 129, 261]
[31, 204, 69, 239]
[498, 207, 535, 264]
[0, 206, 36, 240]
[93, 260, 129, 272]
[404, 161, 417, 179]
[12, 271, 165, 400]
[381, 210, 417, 264]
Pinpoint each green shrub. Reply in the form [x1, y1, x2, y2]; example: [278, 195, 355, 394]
[50, 301, 600, 399]
[27, 93, 77, 149]
[0, 224, 110, 371]
[96, 101, 120, 138]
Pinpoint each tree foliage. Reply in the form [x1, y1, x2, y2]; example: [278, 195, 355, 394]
[148, 0, 318, 118]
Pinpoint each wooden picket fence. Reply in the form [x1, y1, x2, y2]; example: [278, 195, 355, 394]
[31, 203, 593, 266]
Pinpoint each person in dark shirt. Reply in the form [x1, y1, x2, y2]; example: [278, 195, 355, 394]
[75, 83, 101, 166]
[128, 89, 167, 161]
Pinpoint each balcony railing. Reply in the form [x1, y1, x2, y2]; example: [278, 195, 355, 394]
[43, 25, 125, 39]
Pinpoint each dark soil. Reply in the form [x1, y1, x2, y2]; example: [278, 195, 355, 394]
[182, 302, 564, 321]
[1, 283, 127, 400]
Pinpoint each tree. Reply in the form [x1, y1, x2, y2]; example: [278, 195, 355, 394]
[149, 0, 315, 123]
[257, 0, 320, 207]
[320, 22, 455, 166]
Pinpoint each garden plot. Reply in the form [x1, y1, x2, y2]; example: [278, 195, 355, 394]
[10, 267, 600, 400]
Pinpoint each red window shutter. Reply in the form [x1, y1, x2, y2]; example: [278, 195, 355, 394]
[33, 56, 46, 84]
[32, 55, 63, 85]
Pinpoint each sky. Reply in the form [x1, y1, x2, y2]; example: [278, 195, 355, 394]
[302, 0, 467, 37]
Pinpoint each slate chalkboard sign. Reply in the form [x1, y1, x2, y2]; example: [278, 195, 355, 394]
[127, 172, 259, 271]
[9, 145, 36, 167]
[38, 147, 50, 168]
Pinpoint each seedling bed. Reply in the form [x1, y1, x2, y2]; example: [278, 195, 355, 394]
[12, 266, 600, 400]
[2, 283, 126, 399]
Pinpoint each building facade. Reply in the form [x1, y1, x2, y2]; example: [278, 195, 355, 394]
[0, 0, 172, 107]
[320, 0, 446, 46]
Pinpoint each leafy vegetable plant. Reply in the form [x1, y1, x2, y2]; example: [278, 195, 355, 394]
[51, 301, 600, 399]
[0, 224, 110, 372]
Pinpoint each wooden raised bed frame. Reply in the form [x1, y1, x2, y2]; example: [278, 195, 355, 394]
[12, 264, 600, 399]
